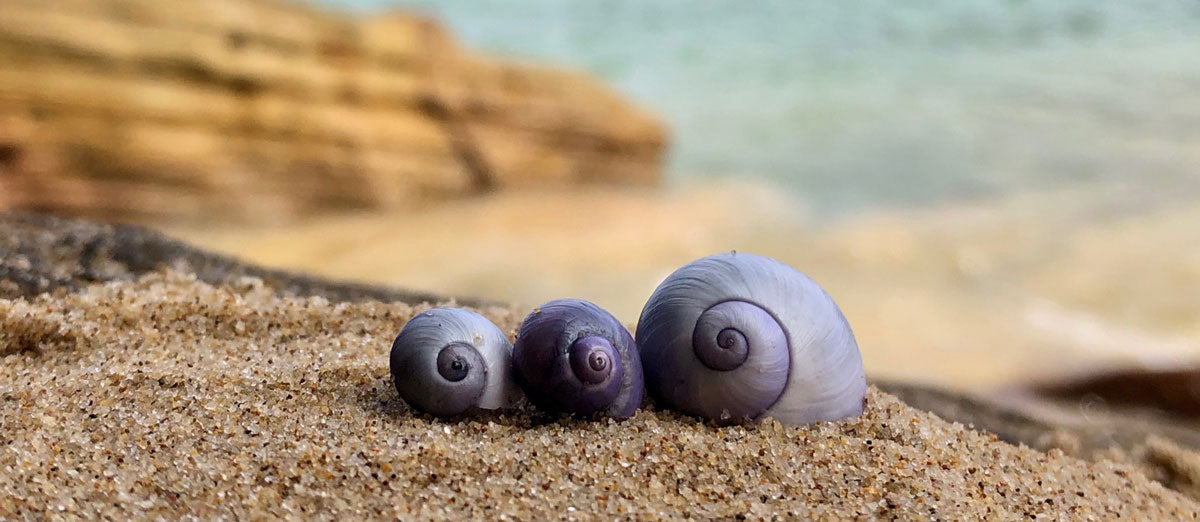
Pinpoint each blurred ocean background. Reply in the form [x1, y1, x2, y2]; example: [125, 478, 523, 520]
[327, 0, 1200, 218]
[169, 0, 1200, 389]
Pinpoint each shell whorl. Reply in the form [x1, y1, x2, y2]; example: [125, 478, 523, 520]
[513, 299, 644, 419]
[569, 335, 618, 385]
[637, 253, 866, 425]
[390, 308, 518, 417]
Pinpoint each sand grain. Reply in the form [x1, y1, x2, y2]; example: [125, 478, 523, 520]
[1, 272, 1196, 520]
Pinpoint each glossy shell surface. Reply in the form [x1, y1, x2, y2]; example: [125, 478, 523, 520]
[390, 308, 518, 417]
[637, 253, 866, 424]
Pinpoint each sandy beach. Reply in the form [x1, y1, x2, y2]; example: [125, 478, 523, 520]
[169, 180, 1200, 393]
[2, 270, 1198, 519]
[3, 0, 1199, 517]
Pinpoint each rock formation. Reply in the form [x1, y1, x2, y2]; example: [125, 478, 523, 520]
[0, 212, 496, 306]
[0, 0, 667, 223]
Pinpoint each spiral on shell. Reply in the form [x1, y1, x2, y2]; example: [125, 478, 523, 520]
[390, 308, 519, 417]
[512, 299, 644, 420]
[636, 253, 866, 425]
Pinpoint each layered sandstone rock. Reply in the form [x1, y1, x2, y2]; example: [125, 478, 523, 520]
[0, 0, 666, 223]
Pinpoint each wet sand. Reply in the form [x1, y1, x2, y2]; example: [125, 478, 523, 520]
[2, 272, 1198, 519]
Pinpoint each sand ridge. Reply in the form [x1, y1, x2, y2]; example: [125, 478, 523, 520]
[1, 272, 1197, 519]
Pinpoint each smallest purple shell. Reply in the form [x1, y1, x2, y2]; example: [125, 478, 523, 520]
[512, 299, 644, 420]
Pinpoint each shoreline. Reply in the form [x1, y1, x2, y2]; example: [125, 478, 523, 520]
[165, 179, 1200, 393]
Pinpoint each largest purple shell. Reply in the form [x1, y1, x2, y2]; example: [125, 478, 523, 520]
[512, 299, 644, 420]
[636, 253, 866, 425]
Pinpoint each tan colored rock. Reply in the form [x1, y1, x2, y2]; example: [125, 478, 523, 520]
[0, 0, 667, 223]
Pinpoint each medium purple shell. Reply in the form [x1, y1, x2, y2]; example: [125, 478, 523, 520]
[512, 299, 644, 420]
[636, 253, 866, 425]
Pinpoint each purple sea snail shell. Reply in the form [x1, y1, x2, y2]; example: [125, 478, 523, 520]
[390, 308, 519, 417]
[512, 299, 644, 420]
[636, 253, 866, 425]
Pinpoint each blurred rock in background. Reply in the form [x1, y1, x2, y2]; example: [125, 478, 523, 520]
[0, 0, 666, 224]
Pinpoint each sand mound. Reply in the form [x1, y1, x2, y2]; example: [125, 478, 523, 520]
[1, 272, 1196, 519]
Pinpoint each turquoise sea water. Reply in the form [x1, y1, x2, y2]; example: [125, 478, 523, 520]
[319, 1, 1200, 217]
